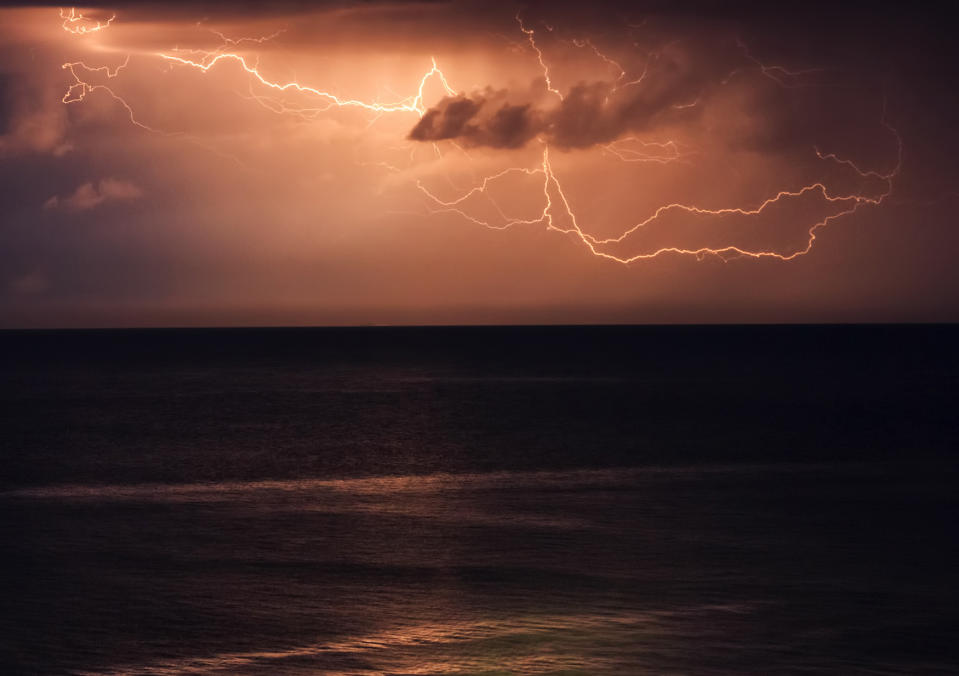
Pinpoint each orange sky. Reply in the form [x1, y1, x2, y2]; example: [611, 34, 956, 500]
[1, 2, 957, 326]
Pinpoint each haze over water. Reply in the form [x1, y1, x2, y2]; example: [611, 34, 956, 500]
[2, 326, 957, 674]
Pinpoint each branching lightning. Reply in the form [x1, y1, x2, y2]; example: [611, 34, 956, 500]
[413, 17, 902, 263]
[55, 6, 903, 265]
[61, 56, 168, 133]
[156, 52, 455, 116]
[60, 7, 114, 35]
[734, 37, 825, 88]
[417, 131, 899, 263]
[58, 8, 456, 132]
[516, 12, 564, 100]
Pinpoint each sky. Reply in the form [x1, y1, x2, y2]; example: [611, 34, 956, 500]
[1, 1, 957, 327]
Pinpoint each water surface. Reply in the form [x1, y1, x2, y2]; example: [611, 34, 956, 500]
[2, 326, 957, 674]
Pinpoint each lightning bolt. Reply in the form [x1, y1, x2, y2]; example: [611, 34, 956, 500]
[157, 52, 455, 116]
[411, 14, 902, 263]
[570, 37, 654, 96]
[516, 12, 564, 101]
[734, 37, 826, 88]
[600, 138, 691, 164]
[59, 7, 114, 35]
[419, 122, 899, 264]
[59, 8, 456, 138]
[61, 56, 168, 133]
[55, 7, 904, 266]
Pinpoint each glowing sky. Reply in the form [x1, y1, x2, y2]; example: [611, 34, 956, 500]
[1, 1, 957, 326]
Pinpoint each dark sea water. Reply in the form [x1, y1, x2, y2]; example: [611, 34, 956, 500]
[1, 325, 957, 674]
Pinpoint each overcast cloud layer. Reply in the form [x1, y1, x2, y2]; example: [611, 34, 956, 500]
[1, 1, 957, 327]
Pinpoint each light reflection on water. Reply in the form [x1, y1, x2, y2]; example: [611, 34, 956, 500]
[5, 462, 958, 674]
[75, 607, 757, 675]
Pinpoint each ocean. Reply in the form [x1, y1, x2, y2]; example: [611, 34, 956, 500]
[2, 325, 957, 674]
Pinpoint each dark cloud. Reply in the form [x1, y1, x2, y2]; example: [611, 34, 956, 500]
[482, 103, 538, 148]
[407, 17, 908, 158]
[409, 34, 753, 149]
[409, 96, 482, 142]
[409, 92, 539, 148]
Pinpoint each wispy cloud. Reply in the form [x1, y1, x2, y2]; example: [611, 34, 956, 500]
[44, 178, 144, 211]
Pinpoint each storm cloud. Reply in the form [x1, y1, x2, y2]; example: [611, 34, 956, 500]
[0, 1, 957, 327]
[409, 91, 540, 148]
[407, 32, 774, 150]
